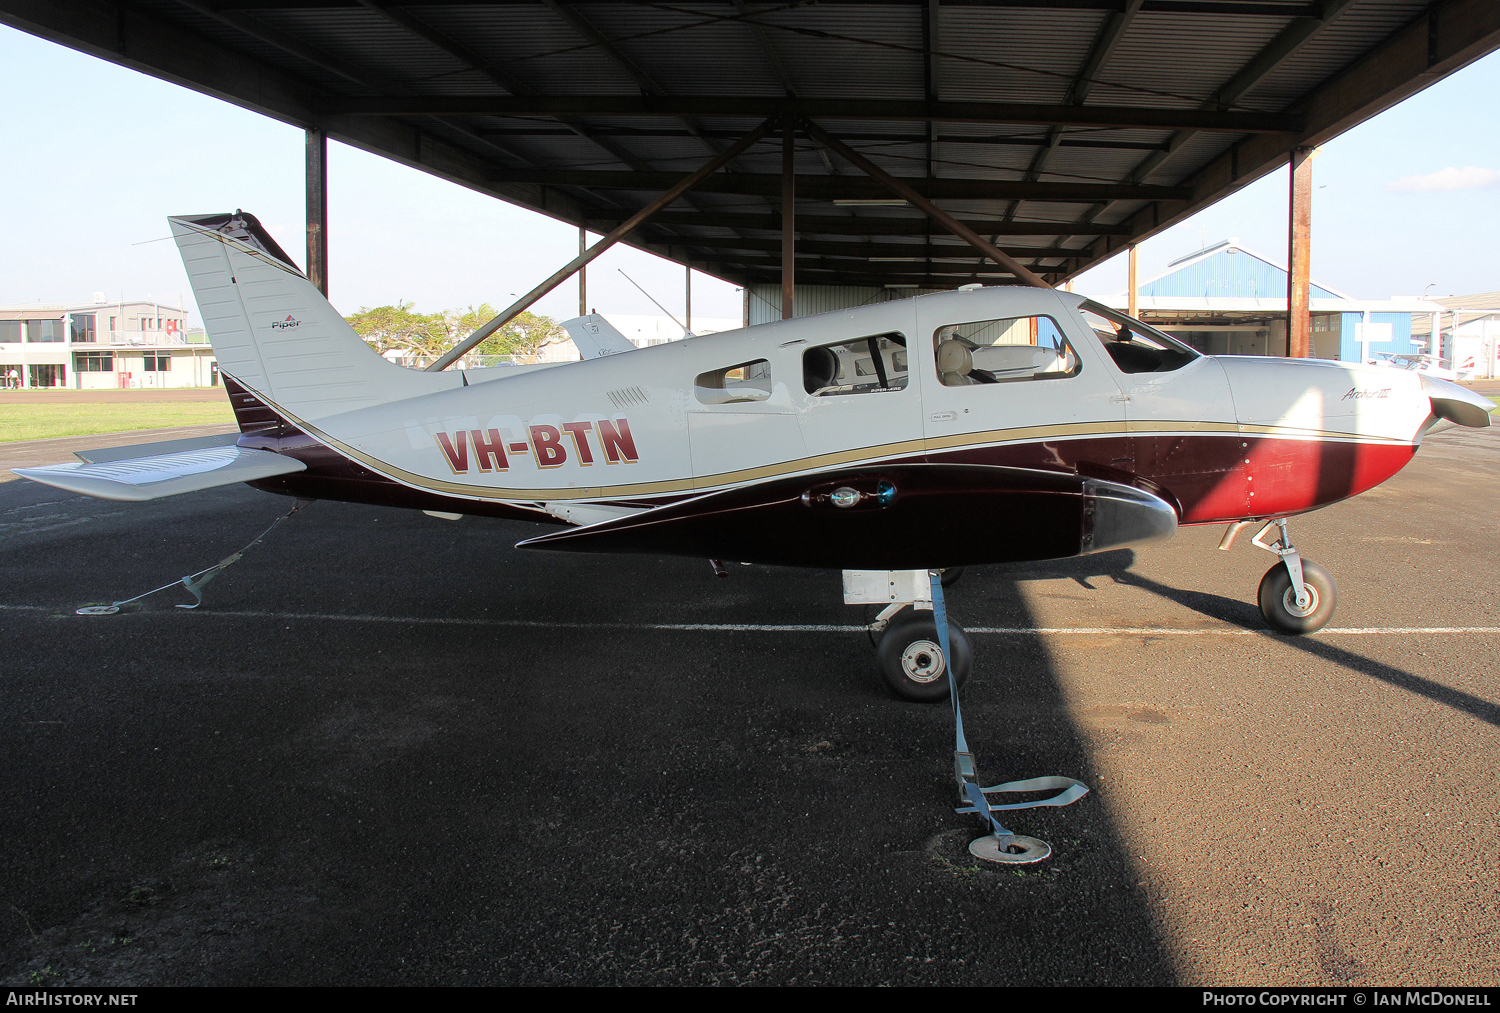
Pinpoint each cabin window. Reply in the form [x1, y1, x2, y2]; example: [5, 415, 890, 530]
[932, 316, 1080, 386]
[803, 332, 909, 396]
[695, 358, 772, 404]
[1077, 302, 1198, 374]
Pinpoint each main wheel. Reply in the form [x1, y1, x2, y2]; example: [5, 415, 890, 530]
[940, 566, 965, 587]
[875, 609, 972, 702]
[1257, 560, 1337, 634]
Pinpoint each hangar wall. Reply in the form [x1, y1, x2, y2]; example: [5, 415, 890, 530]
[745, 284, 946, 327]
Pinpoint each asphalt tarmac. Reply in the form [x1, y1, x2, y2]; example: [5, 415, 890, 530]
[0, 421, 1496, 986]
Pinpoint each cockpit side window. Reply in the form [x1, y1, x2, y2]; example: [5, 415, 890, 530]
[1077, 301, 1199, 374]
[803, 332, 909, 396]
[932, 316, 1080, 386]
[695, 358, 772, 404]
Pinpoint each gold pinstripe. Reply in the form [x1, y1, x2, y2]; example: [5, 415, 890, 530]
[237, 376, 1417, 505]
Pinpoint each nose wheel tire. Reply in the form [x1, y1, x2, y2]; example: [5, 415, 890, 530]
[1257, 559, 1337, 634]
[875, 609, 972, 702]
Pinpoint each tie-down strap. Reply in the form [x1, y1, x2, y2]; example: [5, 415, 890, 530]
[955, 775, 1090, 815]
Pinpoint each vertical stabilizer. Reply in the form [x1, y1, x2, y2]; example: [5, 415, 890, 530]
[170, 212, 462, 423]
[561, 313, 643, 359]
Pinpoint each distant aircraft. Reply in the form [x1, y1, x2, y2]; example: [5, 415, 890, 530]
[14, 212, 1494, 861]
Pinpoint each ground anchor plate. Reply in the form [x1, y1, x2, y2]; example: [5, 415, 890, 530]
[969, 834, 1051, 865]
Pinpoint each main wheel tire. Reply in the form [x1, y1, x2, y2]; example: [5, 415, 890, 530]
[1258, 559, 1337, 634]
[875, 609, 973, 702]
[940, 566, 965, 587]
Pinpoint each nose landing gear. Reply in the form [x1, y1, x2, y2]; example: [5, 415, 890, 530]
[1225, 518, 1338, 633]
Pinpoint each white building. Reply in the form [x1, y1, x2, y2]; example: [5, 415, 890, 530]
[0, 298, 218, 389]
[1411, 292, 1500, 379]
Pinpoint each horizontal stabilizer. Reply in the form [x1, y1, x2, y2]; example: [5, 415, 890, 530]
[561, 314, 639, 358]
[13, 445, 305, 502]
[74, 431, 241, 464]
[517, 463, 1176, 569]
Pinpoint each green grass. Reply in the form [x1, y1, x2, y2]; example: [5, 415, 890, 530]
[0, 401, 236, 443]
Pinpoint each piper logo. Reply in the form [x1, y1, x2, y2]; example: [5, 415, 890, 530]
[271, 314, 302, 330]
[434, 418, 638, 474]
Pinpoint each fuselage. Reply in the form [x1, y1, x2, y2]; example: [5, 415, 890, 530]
[235, 287, 1431, 530]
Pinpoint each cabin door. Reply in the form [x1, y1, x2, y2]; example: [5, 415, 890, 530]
[915, 291, 1129, 472]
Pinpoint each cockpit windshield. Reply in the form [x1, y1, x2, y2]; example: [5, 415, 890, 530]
[1077, 301, 1199, 374]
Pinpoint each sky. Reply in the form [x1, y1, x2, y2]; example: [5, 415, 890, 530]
[1, 22, 1498, 327]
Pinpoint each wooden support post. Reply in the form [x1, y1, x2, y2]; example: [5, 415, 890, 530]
[305, 128, 328, 297]
[427, 119, 772, 371]
[1127, 243, 1139, 319]
[579, 227, 587, 316]
[781, 118, 796, 320]
[1287, 147, 1313, 358]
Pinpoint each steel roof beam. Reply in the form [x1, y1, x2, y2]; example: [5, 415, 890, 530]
[474, 125, 1171, 151]
[351, 0, 675, 180]
[215, 2, 1324, 15]
[329, 96, 1301, 132]
[489, 169, 1188, 202]
[1010, 0, 1143, 222]
[585, 211, 1132, 236]
[643, 236, 1059, 259]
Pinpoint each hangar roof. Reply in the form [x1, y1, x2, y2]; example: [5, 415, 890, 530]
[3, 0, 1498, 289]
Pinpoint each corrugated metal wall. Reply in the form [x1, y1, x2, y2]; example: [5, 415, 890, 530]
[1141, 249, 1343, 301]
[746, 284, 946, 326]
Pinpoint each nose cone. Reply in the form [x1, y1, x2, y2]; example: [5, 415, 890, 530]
[1082, 480, 1178, 554]
[1420, 374, 1494, 429]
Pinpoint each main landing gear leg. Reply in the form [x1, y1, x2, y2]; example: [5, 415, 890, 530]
[1246, 518, 1338, 634]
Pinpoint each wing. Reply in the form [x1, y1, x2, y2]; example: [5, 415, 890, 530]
[517, 463, 1176, 570]
[12, 445, 306, 503]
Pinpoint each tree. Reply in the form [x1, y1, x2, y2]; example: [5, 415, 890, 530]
[346, 303, 566, 360]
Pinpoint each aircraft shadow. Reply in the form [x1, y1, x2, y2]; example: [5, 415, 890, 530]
[987, 551, 1500, 730]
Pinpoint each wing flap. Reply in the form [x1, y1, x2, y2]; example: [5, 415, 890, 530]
[12, 445, 305, 502]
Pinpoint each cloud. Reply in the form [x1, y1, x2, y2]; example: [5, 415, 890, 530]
[1387, 166, 1500, 192]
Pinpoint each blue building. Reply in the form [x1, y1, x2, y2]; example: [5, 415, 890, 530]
[1104, 239, 1443, 363]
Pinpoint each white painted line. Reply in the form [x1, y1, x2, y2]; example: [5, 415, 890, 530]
[3, 604, 1498, 636]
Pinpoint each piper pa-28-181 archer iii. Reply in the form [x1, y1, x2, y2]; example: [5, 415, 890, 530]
[16, 212, 1495, 862]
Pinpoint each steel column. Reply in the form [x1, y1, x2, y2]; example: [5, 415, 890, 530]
[578, 227, 587, 315]
[427, 118, 772, 371]
[1287, 147, 1313, 358]
[305, 128, 328, 296]
[1127, 243, 1138, 319]
[685, 263, 692, 333]
[782, 118, 795, 320]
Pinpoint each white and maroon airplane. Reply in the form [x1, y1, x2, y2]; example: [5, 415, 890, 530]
[15, 212, 1494, 705]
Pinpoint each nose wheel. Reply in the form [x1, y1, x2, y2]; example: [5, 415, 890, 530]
[1258, 558, 1337, 633]
[1231, 518, 1338, 634]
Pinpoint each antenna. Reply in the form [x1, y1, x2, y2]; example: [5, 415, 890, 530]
[617, 269, 690, 337]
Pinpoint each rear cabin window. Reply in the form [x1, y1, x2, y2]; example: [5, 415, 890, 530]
[803, 332, 908, 396]
[933, 316, 1079, 386]
[695, 358, 772, 404]
[1078, 302, 1198, 374]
